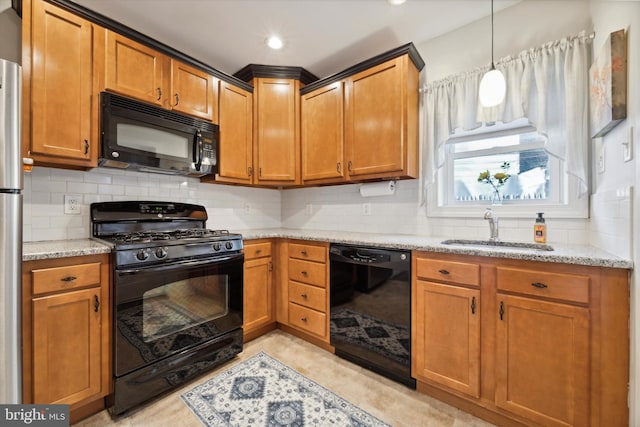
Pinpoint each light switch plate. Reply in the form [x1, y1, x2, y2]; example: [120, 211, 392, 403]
[597, 142, 605, 173]
[623, 126, 633, 162]
[362, 203, 371, 216]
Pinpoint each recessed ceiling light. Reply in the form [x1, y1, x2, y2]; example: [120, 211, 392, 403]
[266, 36, 284, 50]
[387, 0, 406, 5]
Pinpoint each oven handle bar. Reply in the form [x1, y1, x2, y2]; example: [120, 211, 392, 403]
[117, 253, 243, 275]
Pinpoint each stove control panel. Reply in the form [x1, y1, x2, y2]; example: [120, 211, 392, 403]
[115, 238, 243, 267]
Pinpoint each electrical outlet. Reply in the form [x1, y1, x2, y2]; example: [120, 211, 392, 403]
[305, 203, 313, 216]
[244, 203, 251, 214]
[362, 203, 371, 216]
[64, 194, 81, 215]
[623, 126, 633, 162]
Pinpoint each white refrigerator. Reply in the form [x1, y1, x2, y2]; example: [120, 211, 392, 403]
[0, 58, 22, 404]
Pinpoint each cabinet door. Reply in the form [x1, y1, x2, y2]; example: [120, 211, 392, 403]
[345, 56, 416, 179]
[243, 257, 274, 334]
[170, 60, 216, 121]
[413, 280, 480, 398]
[105, 31, 167, 106]
[32, 287, 102, 404]
[255, 78, 300, 184]
[495, 294, 589, 426]
[215, 81, 254, 184]
[29, 0, 93, 163]
[301, 82, 345, 183]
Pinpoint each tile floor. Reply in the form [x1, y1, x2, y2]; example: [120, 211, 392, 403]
[75, 330, 494, 426]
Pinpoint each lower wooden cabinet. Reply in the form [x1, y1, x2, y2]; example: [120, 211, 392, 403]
[243, 240, 275, 340]
[495, 294, 589, 426]
[412, 251, 630, 427]
[413, 280, 480, 398]
[22, 254, 111, 422]
[276, 240, 330, 345]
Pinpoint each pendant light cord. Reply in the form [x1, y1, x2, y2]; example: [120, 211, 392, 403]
[490, 0, 495, 69]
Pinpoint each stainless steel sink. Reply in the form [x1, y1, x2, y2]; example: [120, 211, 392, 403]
[440, 239, 554, 251]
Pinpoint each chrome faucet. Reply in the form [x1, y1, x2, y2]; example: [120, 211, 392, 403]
[484, 208, 499, 241]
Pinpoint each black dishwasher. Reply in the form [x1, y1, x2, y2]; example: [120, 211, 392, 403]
[329, 244, 415, 388]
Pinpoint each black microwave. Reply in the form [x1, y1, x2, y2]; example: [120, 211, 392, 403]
[99, 92, 218, 177]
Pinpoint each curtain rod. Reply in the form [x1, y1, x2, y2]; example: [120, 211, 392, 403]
[420, 31, 595, 94]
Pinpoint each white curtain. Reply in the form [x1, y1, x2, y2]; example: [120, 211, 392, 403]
[422, 31, 592, 201]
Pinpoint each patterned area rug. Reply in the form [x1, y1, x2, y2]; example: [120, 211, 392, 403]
[330, 308, 410, 366]
[181, 352, 390, 427]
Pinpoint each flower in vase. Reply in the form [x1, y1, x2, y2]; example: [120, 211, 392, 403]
[477, 162, 511, 201]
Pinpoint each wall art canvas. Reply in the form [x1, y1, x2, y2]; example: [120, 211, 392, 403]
[589, 29, 627, 138]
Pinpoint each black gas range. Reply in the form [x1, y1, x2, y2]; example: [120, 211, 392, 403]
[91, 201, 244, 416]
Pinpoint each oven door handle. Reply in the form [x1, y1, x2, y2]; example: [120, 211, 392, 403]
[118, 254, 243, 275]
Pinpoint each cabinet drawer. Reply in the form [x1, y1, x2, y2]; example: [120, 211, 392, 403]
[496, 267, 590, 304]
[289, 281, 326, 311]
[244, 242, 272, 260]
[416, 258, 479, 287]
[288, 259, 326, 287]
[289, 302, 326, 337]
[289, 243, 326, 263]
[32, 263, 102, 295]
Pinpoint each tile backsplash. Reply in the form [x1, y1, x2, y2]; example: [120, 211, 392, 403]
[24, 169, 632, 260]
[22, 167, 281, 242]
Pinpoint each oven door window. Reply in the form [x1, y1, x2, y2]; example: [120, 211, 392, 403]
[115, 255, 243, 376]
[142, 276, 228, 341]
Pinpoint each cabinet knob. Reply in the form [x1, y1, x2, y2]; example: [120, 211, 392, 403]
[301, 293, 308, 299]
[301, 271, 308, 276]
[438, 269, 450, 275]
[301, 250, 308, 256]
[61, 276, 77, 282]
[301, 317, 307, 322]
[255, 249, 262, 255]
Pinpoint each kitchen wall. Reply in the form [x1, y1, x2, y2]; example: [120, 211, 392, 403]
[0, 0, 21, 63]
[588, 2, 640, 424]
[23, 167, 281, 241]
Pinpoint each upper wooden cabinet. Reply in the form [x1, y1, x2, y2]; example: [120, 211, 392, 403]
[345, 55, 419, 180]
[22, 0, 98, 168]
[301, 82, 345, 184]
[209, 80, 254, 184]
[103, 31, 217, 122]
[300, 46, 423, 185]
[254, 78, 301, 185]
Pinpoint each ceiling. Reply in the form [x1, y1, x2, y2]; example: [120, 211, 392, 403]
[72, 0, 520, 79]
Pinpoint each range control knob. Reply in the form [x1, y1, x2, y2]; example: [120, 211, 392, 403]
[213, 242, 222, 251]
[155, 247, 168, 259]
[136, 249, 149, 261]
[225, 241, 234, 250]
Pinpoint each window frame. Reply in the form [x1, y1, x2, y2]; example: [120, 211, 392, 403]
[426, 125, 589, 219]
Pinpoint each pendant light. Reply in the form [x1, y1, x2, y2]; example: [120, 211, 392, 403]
[478, 0, 506, 107]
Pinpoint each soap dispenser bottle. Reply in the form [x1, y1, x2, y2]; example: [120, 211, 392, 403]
[534, 212, 546, 243]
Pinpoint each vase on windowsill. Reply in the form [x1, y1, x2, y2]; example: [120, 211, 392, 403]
[491, 189, 503, 206]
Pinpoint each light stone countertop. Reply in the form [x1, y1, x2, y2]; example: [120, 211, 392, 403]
[23, 230, 633, 270]
[239, 228, 634, 270]
[23, 239, 113, 261]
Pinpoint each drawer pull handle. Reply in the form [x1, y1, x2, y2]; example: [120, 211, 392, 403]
[301, 317, 307, 322]
[94, 295, 100, 313]
[301, 271, 308, 276]
[156, 87, 162, 101]
[531, 282, 548, 289]
[61, 276, 77, 282]
[438, 269, 450, 275]
[499, 301, 505, 320]
[301, 293, 308, 299]
[471, 296, 476, 315]
[301, 250, 308, 256]
[255, 249, 262, 255]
